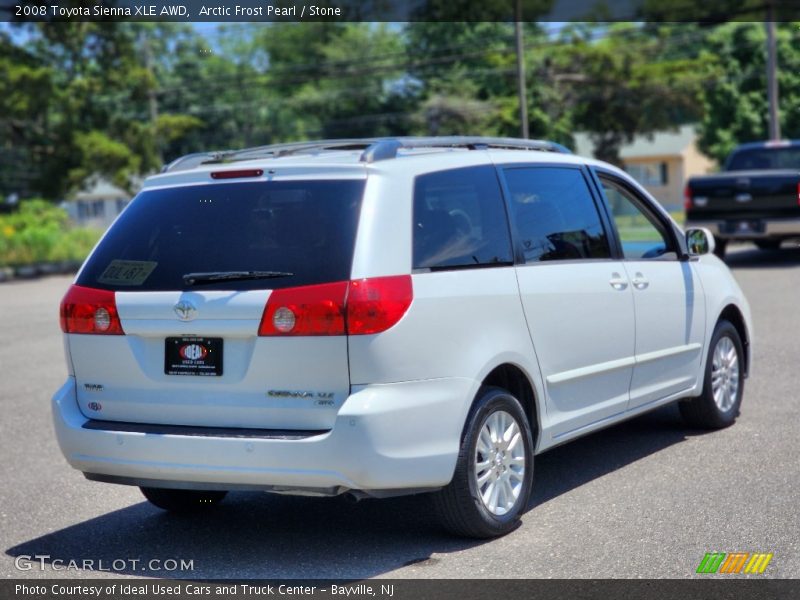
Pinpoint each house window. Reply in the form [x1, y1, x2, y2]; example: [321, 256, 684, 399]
[78, 200, 105, 219]
[624, 162, 668, 186]
[116, 198, 129, 214]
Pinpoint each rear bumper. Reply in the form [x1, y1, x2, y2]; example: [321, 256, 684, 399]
[52, 376, 474, 495]
[686, 217, 800, 239]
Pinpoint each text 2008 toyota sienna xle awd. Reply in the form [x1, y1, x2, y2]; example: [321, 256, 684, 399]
[53, 137, 752, 538]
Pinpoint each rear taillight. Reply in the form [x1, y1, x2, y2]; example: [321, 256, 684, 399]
[346, 275, 413, 335]
[258, 275, 412, 337]
[797, 181, 800, 206]
[60, 285, 124, 335]
[259, 281, 348, 336]
[684, 184, 692, 211]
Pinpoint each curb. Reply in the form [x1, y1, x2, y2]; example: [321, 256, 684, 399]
[0, 261, 81, 283]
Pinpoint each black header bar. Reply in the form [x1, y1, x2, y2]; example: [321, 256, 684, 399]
[3, 0, 800, 22]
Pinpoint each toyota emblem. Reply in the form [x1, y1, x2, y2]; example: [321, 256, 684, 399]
[174, 300, 197, 321]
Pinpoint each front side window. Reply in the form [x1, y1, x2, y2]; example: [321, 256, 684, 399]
[503, 167, 611, 263]
[413, 166, 513, 270]
[599, 176, 674, 260]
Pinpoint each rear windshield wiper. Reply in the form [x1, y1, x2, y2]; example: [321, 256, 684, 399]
[183, 271, 294, 285]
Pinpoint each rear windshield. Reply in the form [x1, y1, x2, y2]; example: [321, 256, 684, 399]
[77, 180, 365, 291]
[727, 147, 800, 170]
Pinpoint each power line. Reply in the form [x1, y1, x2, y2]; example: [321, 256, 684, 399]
[52, 23, 730, 109]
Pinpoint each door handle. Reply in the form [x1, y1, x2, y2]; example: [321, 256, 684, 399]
[631, 272, 649, 290]
[609, 272, 628, 291]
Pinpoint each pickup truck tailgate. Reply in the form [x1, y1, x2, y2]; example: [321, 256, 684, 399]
[686, 170, 800, 220]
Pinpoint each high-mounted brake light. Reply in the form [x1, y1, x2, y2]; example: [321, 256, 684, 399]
[60, 285, 124, 335]
[210, 169, 264, 179]
[683, 184, 692, 211]
[258, 275, 413, 337]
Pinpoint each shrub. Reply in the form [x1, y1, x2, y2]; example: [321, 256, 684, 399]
[0, 199, 102, 267]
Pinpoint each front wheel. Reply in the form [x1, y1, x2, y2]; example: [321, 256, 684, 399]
[140, 487, 227, 512]
[679, 320, 744, 429]
[432, 387, 534, 538]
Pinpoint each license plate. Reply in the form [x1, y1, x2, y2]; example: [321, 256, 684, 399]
[723, 220, 763, 235]
[165, 337, 223, 376]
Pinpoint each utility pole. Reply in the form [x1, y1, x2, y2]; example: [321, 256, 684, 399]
[140, 28, 162, 163]
[514, 0, 529, 139]
[766, 8, 780, 140]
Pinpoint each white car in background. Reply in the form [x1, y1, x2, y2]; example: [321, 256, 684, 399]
[53, 137, 752, 538]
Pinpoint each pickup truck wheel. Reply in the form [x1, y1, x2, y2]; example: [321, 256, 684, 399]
[140, 487, 227, 512]
[713, 238, 727, 259]
[755, 240, 781, 250]
[432, 387, 534, 538]
[679, 320, 744, 429]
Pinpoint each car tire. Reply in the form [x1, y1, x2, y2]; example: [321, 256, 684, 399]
[713, 237, 727, 259]
[679, 320, 744, 429]
[755, 240, 781, 251]
[432, 387, 534, 538]
[140, 487, 227, 512]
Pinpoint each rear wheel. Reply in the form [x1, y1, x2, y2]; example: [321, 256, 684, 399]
[755, 239, 781, 250]
[432, 387, 534, 538]
[679, 320, 744, 429]
[140, 487, 227, 512]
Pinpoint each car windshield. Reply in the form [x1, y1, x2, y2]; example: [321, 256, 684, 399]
[727, 147, 800, 170]
[77, 179, 365, 291]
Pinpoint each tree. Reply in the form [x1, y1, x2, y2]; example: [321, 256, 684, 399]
[0, 29, 55, 200]
[0, 22, 206, 199]
[696, 22, 800, 164]
[404, 22, 555, 138]
[4, 19, 785, 202]
[253, 23, 408, 139]
[548, 23, 706, 164]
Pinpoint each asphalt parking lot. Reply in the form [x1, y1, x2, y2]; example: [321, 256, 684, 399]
[1, 245, 798, 579]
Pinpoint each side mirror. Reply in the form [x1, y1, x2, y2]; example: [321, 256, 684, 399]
[686, 227, 715, 256]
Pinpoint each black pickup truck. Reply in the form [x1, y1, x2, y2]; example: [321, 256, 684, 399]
[685, 140, 800, 258]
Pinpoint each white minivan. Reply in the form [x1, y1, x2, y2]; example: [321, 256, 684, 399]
[53, 137, 752, 537]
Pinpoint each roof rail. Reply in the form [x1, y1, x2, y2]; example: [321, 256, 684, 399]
[161, 151, 230, 173]
[359, 137, 571, 163]
[161, 139, 381, 173]
[161, 136, 570, 173]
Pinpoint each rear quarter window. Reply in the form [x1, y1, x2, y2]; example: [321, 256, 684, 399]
[413, 165, 513, 270]
[78, 179, 365, 291]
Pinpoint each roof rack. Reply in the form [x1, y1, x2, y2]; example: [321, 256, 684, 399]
[161, 139, 378, 173]
[161, 136, 570, 173]
[359, 137, 571, 163]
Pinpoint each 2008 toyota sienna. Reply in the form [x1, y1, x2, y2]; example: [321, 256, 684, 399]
[53, 137, 752, 538]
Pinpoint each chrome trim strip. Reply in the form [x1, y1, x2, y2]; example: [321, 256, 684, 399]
[546, 356, 636, 384]
[635, 343, 703, 365]
[546, 343, 702, 385]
